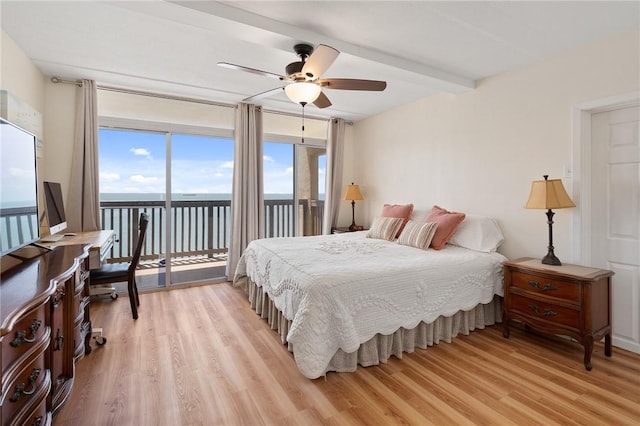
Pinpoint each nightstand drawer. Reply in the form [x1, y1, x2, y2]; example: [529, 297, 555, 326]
[510, 294, 580, 329]
[510, 271, 580, 302]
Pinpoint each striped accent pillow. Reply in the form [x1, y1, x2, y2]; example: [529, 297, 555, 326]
[366, 216, 404, 241]
[397, 220, 439, 250]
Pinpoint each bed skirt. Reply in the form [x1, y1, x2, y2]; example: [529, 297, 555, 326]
[237, 277, 503, 376]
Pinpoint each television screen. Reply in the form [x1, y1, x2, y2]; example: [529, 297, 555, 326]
[0, 118, 40, 256]
[43, 181, 67, 235]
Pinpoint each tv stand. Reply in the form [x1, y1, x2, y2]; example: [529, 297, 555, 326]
[31, 241, 53, 251]
[7, 242, 52, 261]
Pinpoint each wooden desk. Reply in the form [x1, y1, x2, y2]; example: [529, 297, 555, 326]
[40, 230, 115, 270]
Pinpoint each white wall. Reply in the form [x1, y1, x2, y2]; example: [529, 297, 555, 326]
[2, 30, 79, 210]
[1, 29, 50, 221]
[0, 30, 45, 114]
[98, 90, 331, 142]
[42, 81, 77, 199]
[348, 27, 640, 261]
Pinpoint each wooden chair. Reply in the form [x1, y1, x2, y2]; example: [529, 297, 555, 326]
[90, 213, 149, 319]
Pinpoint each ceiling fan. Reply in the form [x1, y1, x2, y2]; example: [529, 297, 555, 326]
[218, 43, 387, 108]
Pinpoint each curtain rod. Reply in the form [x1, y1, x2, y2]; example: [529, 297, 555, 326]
[50, 76, 352, 124]
[50, 76, 83, 87]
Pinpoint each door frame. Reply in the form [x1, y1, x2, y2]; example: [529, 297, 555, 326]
[570, 91, 640, 265]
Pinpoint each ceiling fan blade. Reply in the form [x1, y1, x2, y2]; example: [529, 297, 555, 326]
[319, 78, 387, 91]
[313, 91, 332, 109]
[301, 44, 339, 79]
[218, 62, 285, 81]
[242, 87, 284, 102]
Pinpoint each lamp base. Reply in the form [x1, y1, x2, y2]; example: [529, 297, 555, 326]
[349, 200, 358, 232]
[541, 251, 562, 266]
[349, 223, 361, 232]
[542, 209, 562, 265]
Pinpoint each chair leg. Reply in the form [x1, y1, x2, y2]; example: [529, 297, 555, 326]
[133, 277, 140, 307]
[128, 278, 138, 320]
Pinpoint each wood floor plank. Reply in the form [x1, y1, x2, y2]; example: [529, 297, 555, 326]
[54, 283, 640, 425]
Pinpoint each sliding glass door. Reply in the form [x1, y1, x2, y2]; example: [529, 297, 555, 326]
[169, 133, 233, 286]
[99, 128, 233, 291]
[263, 141, 326, 237]
[99, 129, 167, 291]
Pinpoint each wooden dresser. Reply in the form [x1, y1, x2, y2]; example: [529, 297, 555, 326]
[502, 257, 614, 370]
[1, 245, 92, 425]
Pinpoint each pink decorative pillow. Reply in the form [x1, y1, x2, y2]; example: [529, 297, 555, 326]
[425, 205, 466, 250]
[381, 203, 414, 238]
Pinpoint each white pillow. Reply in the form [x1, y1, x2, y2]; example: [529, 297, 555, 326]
[410, 208, 430, 222]
[448, 215, 504, 252]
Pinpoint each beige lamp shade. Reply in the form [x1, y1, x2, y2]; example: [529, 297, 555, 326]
[343, 183, 363, 201]
[284, 82, 322, 104]
[525, 177, 575, 210]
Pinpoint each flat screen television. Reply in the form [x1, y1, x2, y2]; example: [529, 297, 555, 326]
[0, 118, 40, 256]
[43, 181, 68, 236]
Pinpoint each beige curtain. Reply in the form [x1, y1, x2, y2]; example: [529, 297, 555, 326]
[67, 79, 101, 232]
[322, 118, 345, 234]
[226, 103, 265, 280]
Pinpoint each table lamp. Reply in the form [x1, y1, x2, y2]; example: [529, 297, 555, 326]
[525, 175, 575, 265]
[344, 183, 364, 231]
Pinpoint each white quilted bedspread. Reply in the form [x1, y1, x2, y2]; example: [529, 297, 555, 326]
[234, 231, 507, 378]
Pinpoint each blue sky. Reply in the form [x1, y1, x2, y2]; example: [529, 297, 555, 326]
[98, 129, 325, 196]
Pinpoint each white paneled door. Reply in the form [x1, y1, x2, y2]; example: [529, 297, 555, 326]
[591, 105, 640, 354]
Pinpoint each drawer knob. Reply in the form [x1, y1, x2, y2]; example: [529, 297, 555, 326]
[10, 319, 42, 347]
[529, 280, 557, 291]
[528, 305, 557, 316]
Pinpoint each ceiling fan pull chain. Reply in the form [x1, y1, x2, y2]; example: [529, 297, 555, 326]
[301, 102, 306, 144]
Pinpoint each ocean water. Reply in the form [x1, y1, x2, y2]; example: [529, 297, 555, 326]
[100, 193, 324, 201]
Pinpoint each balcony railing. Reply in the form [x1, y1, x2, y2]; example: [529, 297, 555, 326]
[0, 199, 324, 263]
[101, 199, 324, 263]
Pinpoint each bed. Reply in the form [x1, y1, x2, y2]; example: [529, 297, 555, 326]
[233, 211, 507, 379]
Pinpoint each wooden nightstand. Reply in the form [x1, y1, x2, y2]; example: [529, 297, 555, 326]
[502, 257, 614, 370]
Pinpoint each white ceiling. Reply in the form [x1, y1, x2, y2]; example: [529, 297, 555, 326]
[2, 1, 638, 122]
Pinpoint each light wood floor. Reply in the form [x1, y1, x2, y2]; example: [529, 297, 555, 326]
[54, 283, 640, 426]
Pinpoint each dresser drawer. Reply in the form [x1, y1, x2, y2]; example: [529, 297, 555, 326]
[1, 352, 48, 425]
[510, 271, 580, 302]
[8, 392, 50, 426]
[509, 293, 581, 329]
[2, 304, 48, 373]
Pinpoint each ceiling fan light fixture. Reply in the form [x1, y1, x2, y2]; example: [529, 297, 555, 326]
[284, 82, 321, 104]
